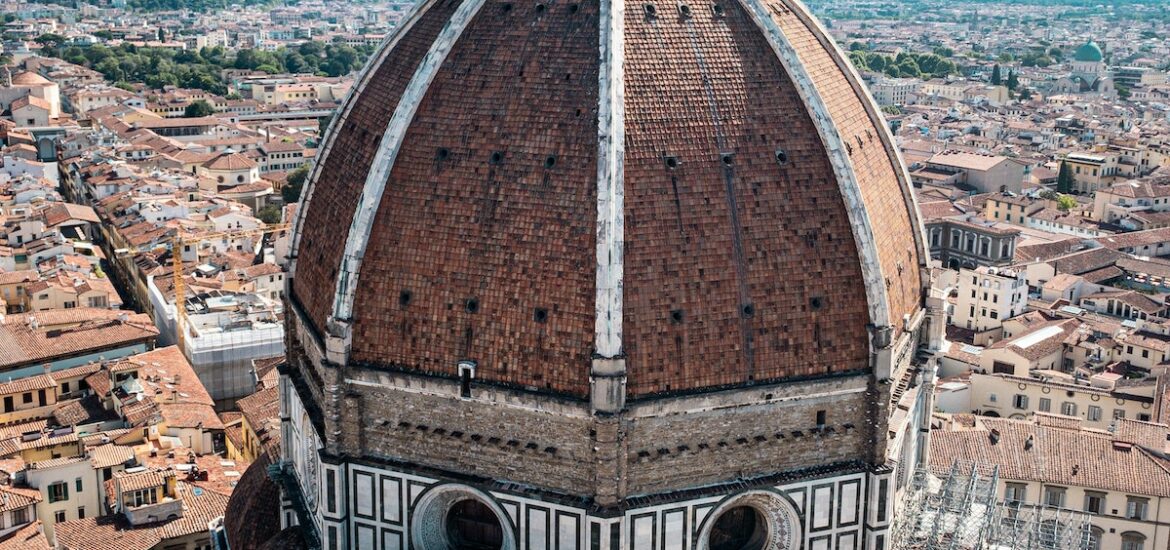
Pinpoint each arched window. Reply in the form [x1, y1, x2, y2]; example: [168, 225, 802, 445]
[1089, 527, 1105, 550]
[1122, 532, 1146, 550]
[709, 506, 768, 550]
[446, 499, 503, 550]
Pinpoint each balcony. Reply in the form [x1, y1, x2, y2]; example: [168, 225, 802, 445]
[124, 497, 183, 526]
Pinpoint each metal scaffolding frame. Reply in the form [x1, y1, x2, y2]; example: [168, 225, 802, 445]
[891, 460, 1093, 550]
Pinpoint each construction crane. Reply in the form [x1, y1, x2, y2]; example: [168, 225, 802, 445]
[114, 223, 290, 351]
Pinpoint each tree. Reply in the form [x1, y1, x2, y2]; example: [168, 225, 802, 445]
[184, 100, 215, 118]
[1007, 70, 1019, 91]
[257, 205, 283, 224]
[848, 51, 869, 71]
[1019, 88, 1034, 101]
[1116, 83, 1132, 100]
[933, 46, 954, 58]
[991, 64, 1002, 85]
[283, 163, 311, 203]
[1056, 194, 1078, 212]
[1056, 161, 1075, 194]
[34, 33, 66, 48]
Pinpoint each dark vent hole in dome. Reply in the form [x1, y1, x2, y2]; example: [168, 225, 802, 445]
[810, 296, 825, 311]
[721, 153, 734, 166]
[534, 308, 549, 323]
[712, 3, 724, 16]
[670, 309, 684, 324]
[399, 290, 413, 307]
[490, 151, 504, 164]
[436, 147, 449, 161]
[664, 155, 679, 169]
[678, 3, 691, 17]
[741, 303, 755, 318]
[569, 3, 579, 13]
[644, 4, 657, 17]
[545, 155, 557, 169]
[775, 149, 788, 164]
[536, 3, 546, 13]
[465, 298, 480, 314]
[501, 2, 513, 12]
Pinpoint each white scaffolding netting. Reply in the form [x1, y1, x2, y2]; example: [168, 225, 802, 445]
[891, 460, 1093, 550]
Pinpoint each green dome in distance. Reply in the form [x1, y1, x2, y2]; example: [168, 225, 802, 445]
[1074, 41, 1104, 63]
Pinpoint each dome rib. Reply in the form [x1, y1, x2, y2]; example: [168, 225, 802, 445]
[289, 0, 928, 397]
[327, 0, 489, 329]
[594, 0, 627, 360]
[289, 0, 444, 279]
[287, 0, 463, 334]
[739, 0, 891, 334]
[766, 0, 927, 336]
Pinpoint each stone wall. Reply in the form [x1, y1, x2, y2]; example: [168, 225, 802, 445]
[336, 364, 874, 504]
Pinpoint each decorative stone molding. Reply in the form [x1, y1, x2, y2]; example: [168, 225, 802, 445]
[693, 490, 803, 550]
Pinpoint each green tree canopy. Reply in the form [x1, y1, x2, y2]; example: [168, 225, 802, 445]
[184, 99, 215, 117]
[257, 205, 283, 224]
[1056, 161, 1075, 194]
[282, 163, 311, 203]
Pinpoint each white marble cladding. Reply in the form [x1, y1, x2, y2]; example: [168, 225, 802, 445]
[283, 375, 896, 550]
[309, 462, 888, 550]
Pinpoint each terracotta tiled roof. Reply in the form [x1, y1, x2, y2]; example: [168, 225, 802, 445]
[10, 72, 51, 86]
[0, 521, 50, 550]
[1045, 247, 1126, 276]
[114, 468, 172, 493]
[0, 485, 42, 512]
[292, 0, 924, 397]
[0, 309, 158, 370]
[225, 453, 281, 550]
[0, 271, 38, 286]
[54, 516, 162, 550]
[203, 152, 257, 171]
[987, 319, 1082, 361]
[0, 375, 56, 397]
[931, 415, 1170, 497]
[159, 402, 223, 429]
[237, 386, 278, 434]
[88, 444, 135, 469]
[52, 395, 117, 426]
[50, 363, 102, 383]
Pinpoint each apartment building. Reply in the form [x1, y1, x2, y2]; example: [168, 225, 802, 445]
[953, 266, 1029, 339]
[933, 415, 1170, 550]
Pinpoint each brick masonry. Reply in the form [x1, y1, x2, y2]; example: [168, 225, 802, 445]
[767, 0, 924, 335]
[290, 0, 925, 398]
[332, 363, 874, 504]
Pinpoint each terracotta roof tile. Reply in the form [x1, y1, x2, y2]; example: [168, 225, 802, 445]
[931, 415, 1170, 497]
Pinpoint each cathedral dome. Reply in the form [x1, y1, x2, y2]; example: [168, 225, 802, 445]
[289, 0, 926, 399]
[1075, 41, 1104, 63]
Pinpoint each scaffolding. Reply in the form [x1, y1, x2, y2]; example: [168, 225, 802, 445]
[891, 461, 1093, 550]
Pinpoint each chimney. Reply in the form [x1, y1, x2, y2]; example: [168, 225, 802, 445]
[989, 428, 1001, 445]
[173, 374, 180, 384]
[170, 390, 178, 403]
[42, 364, 51, 376]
